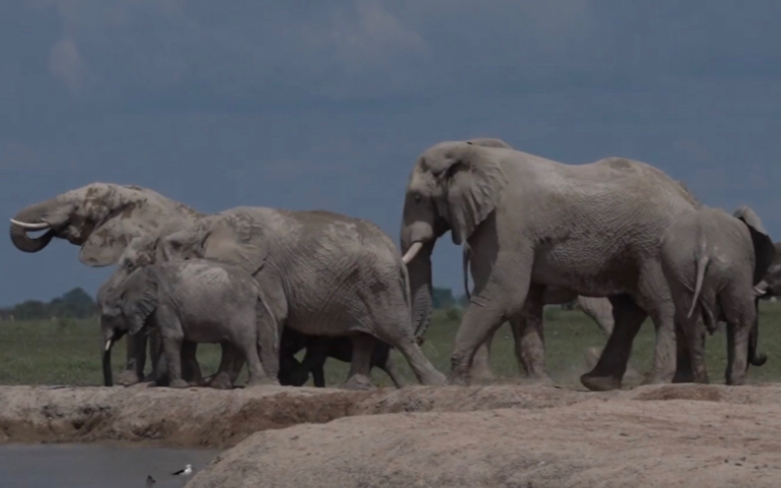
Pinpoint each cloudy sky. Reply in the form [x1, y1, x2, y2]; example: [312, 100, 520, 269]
[2, 1, 781, 305]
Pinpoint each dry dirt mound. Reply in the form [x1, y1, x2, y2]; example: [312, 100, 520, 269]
[188, 386, 781, 488]
[0, 383, 601, 447]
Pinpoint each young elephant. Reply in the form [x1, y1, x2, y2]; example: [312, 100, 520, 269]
[277, 328, 406, 388]
[100, 259, 279, 388]
[660, 205, 775, 385]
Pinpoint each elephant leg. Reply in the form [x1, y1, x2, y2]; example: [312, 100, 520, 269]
[118, 333, 146, 386]
[374, 346, 407, 388]
[342, 333, 376, 390]
[581, 294, 647, 391]
[450, 270, 531, 386]
[157, 310, 186, 389]
[724, 298, 755, 385]
[142, 330, 162, 383]
[672, 322, 697, 383]
[509, 285, 550, 383]
[181, 341, 202, 385]
[312, 366, 326, 387]
[577, 296, 615, 335]
[468, 329, 496, 384]
[278, 349, 309, 387]
[207, 343, 244, 390]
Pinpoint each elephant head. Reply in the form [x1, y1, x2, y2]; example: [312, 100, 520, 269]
[99, 266, 158, 386]
[732, 205, 777, 368]
[400, 138, 513, 336]
[9, 183, 202, 267]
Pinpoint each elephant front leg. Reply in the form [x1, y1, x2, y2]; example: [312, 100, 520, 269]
[159, 321, 186, 388]
[342, 333, 376, 390]
[118, 333, 147, 386]
[468, 329, 496, 384]
[181, 341, 203, 386]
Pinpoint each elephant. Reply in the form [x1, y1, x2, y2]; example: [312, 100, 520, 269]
[10, 183, 204, 385]
[154, 206, 445, 390]
[100, 259, 279, 388]
[277, 327, 406, 388]
[660, 205, 775, 385]
[400, 139, 701, 391]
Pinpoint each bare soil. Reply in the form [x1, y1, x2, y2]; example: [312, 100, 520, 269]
[2, 383, 781, 487]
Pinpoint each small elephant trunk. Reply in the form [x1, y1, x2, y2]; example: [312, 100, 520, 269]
[405, 242, 435, 338]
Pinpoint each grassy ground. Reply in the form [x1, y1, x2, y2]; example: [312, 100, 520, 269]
[1, 301, 781, 388]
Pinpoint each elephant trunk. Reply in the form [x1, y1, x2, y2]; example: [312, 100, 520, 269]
[9, 201, 59, 253]
[406, 242, 435, 338]
[748, 298, 767, 368]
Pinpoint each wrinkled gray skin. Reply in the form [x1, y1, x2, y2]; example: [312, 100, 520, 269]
[159, 207, 445, 389]
[278, 328, 406, 387]
[400, 139, 701, 391]
[660, 205, 775, 385]
[100, 259, 279, 389]
[9, 183, 203, 385]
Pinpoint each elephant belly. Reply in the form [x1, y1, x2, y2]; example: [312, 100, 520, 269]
[531, 247, 640, 297]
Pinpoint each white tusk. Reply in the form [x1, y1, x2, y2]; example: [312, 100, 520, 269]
[10, 219, 51, 231]
[104, 339, 112, 352]
[754, 280, 769, 296]
[402, 242, 424, 264]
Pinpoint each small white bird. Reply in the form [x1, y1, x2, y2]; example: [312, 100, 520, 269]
[171, 464, 193, 476]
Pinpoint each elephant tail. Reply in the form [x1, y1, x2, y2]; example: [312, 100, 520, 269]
[687, 254, 711, 320]
[462, 244, 471, 301]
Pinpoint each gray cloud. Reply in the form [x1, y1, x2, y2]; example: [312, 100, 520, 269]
[1, 1, 781, 303]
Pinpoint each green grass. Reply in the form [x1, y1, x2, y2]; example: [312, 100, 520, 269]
[2, 301, 781, 387]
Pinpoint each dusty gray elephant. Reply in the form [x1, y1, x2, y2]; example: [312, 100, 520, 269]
[660, 205, 775, 385]
[100, 259, 279, 388]
[400, 139, 701, 391]
[9, 183, 204, 384]
[158, 207, 446, 389]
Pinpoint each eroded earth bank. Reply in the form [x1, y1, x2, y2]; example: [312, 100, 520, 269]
[2, 383, 781, 487]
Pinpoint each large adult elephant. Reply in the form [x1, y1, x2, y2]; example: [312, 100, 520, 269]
[399, 140, 701, 391]
[153, 206, 445, 389]
[10, 183, 204, 385]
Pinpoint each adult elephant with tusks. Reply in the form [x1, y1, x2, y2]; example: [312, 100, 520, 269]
[400, 138, 702, 391]
[9, 183, 204, 386]
[156, 206, 445, 390]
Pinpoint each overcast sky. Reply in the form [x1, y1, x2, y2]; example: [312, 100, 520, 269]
[2, 1, 781, 305]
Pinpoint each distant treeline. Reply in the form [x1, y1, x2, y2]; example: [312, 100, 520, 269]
[0, 286, 467, 322]
[0, 288, 97, 321]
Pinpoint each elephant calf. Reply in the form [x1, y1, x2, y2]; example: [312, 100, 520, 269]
[277, 328, 406, 388]
[100, 259, 280, 388]
[660, 205, 775, 385]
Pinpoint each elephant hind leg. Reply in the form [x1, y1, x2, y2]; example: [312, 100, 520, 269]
[375, 348, 407, 388]
[581, 294, 647, 391]
[722, 293, 756, 385]
[509, 284, 550, 383]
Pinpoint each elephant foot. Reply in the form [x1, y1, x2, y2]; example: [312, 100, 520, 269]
[340, 374, 376, 391]
[580, 373, 621, 392]
[421, 370, 447, 387]
[206, 372, 234, 390]
[169, 379, 189, 389]
[117, 370, 142, 387]
[447, 373, 470, 387]
[526, 373, 555, 387]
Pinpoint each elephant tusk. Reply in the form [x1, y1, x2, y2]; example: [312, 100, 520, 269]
[10, 219, 51, 231]
[105, 339, 112, 352]
[755, 281, 769, 297]
[402, 242, 424, 264]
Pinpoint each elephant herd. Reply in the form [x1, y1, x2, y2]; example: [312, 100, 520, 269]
[9, 138, 781, 391]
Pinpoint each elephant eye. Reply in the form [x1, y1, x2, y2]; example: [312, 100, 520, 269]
[414, 194, 422, 204]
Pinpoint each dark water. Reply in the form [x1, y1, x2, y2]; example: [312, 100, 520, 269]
[0, 443, 222, 488]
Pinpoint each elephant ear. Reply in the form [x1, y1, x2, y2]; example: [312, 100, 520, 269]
[734, 205, 776, 285]
[439, 143, 507, 245]
[200, 216, 269, 276]
[79, 186, 197, 267]
[122, 267, 158, 335]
